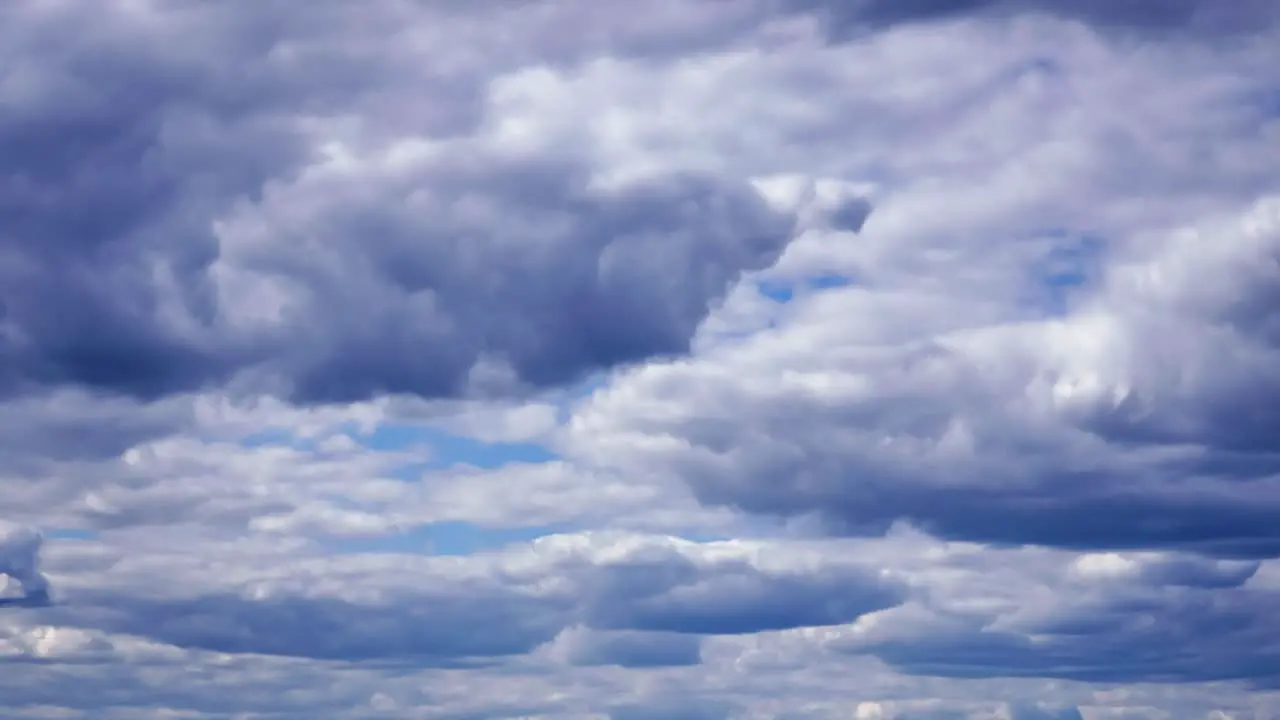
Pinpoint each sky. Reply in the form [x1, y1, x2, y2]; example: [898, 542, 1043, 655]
[1, 0, 1279, 718]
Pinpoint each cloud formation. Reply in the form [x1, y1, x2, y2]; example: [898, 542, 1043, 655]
[0, 0, 803, 405]
[3, 0, 1280, 717]
[570, 197, 1280, 556]
[0, 524, 49, 607]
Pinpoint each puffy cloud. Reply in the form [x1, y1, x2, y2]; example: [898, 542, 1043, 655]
[0, 0, 805, 406]
[11, 0, 1274, 407]
[0, 524, 49, 606]
[537, 0, 1280, 558]
[567, 170, 1280, 558]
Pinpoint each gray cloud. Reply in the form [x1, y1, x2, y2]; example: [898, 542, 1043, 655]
[3, 534, 1275, 718]
[0, 525, 50, 607]
[27, 533, 900, 663]
[222, 157, 799, 402]
[832, 545, 1280, 686]
[0, 0, 801, 406]
[577, 541, 903, 635]
[1010, 706, 1084, 720]
[572, 197, 1280, 556]
[557, 626, 703, 668]
[780, 0, 1280, 37]
[0, 392, 195, 485]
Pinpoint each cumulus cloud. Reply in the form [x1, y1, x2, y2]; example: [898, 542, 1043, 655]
[0, 524, 50, 606]
[567, 150, 1280, 557]
[0, 0, 806, 406]
[12, 0, 1273, 407]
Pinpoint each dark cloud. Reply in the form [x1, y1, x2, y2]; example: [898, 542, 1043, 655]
[0, 392, 193, 474]
[855, 599, 1280, 685]
[780, 0, 1280, 37]
[73, 591, 566, 663]
[0, 0, 800, 406]
[582, 549, 903, 635]
[833, 549, 1280, 686]
[233, 158, 799, 403]
[1010, 707, 1083, 720]
[29, 534, 900, 663]
[560, 627, 702, 668]
[0, 526, 50, 607]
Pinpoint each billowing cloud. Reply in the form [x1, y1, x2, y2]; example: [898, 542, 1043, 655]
[569, 196, 1280, 556]
[0, 0, 805, 406]
[0, 524, 50, 607]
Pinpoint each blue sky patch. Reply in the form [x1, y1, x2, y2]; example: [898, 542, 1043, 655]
[240, 427, 312, 450]
[1028, 232, 1106, 315]
[758, 273, 853, 304]
[324, 522, 568, 556]
[359, 423, 558, 471]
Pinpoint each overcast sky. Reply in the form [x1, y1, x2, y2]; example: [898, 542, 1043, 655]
[2, 1, 1280, 718]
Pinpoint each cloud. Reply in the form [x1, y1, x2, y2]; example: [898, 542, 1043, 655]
[4, 0, 1280, 717]
[0, 0, 805, 406]
[552, 626, 703, 668]
[28, 532, 900, 663]
[1010, 704, 1084, 720]
[215, 151, 800, 402]
[830, 541, 1280, 686]
[0, 524, 50, 607]
[3, 536, 1275, 718]
[0, 391, 193, 470]
[23, 522, 1278, 709]
[781, 0, 1280, 36]
[568, 175, 1280, 557]
[575, 535, 904, 635]
[609, 697, 737, 720]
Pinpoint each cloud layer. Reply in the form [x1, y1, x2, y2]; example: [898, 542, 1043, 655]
[3, 0, 1279, 718]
